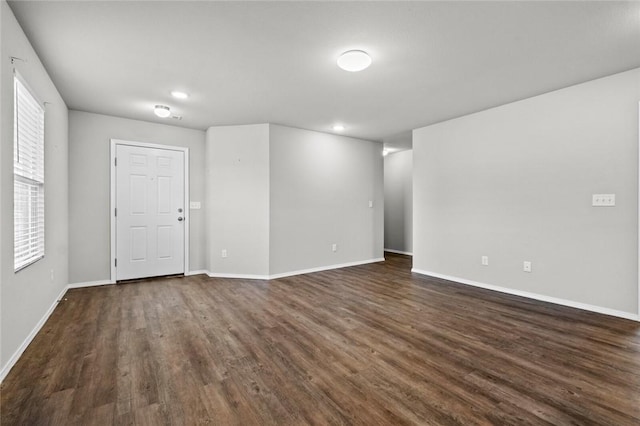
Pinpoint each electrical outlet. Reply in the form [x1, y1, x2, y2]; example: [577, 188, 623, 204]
[332, 244, 337, 252]
[368, 200, 373, 208]
[50, 269, 54, 281]
[221, 249, 227, 258]
[481, 256, 488, 266]
[524, 261, 532, 272]
[592, 194, 615, 207]
[190, 201, 201, 209]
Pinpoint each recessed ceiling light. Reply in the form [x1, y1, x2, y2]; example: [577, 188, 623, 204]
[154, 105, 171, 118]
[333, 124, 345, 131]
[337, 50, 372, 72]
[171, 91, 189, 99]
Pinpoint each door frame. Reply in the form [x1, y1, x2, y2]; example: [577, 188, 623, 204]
[110, 139, 190, 282]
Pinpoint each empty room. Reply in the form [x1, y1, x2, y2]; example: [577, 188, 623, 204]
[1, 1, 639, 424]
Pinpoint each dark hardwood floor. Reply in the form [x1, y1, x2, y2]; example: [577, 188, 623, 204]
[1, 253, 639, 425]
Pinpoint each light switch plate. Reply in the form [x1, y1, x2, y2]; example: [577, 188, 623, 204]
[592, 194, 615, 207]
[190, 201, 201, 209]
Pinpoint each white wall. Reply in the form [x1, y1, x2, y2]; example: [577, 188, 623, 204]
[68, 111, 206, 283]
[1, 0, 69, 374]
[205, 124, 270, 277]
[269, 125, 384, 275]
[384, 150, 413, 254]
[413, 68, 640, 317]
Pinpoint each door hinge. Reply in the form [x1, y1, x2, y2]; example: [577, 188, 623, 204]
[114, 157, 117, 166]
[114, 208, 117, 217]
[115, 259, 117, 267]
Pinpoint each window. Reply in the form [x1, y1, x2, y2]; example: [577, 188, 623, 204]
[14, 74, 45, 271]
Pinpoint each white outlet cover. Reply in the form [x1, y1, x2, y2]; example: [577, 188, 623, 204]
[190, 201, 201, 209]
[592, 194, 615, 207]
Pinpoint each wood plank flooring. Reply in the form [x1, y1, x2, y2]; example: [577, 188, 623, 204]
[1, 253, 639, 425]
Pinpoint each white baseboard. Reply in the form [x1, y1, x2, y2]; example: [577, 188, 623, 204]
[384, 249, 413, 256]
[207, 272, 270, 280]
[206, 258, 386, 280]
[67, 279, 115, 289]
[269, 258, 385, 280]
[412, 268, 640, 322]
[0, 284, 69, 383]
[185, 269, 208, 277]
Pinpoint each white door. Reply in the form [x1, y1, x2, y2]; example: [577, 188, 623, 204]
[115, 144, 185, 280]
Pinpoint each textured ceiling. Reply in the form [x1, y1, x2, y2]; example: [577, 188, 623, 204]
[8, 1, 640, 149]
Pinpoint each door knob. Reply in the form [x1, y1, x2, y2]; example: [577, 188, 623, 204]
[178, 217, 184, 222]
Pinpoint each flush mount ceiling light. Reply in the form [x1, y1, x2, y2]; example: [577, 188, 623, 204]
[154, 104, 171, 118]
[171, 91, 189, 99]
[337, 50, 372, 72]
[333, 124, 345, 131]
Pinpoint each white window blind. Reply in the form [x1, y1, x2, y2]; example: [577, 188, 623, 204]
[14, 74, 45, 271]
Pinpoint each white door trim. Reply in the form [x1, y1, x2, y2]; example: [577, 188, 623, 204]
[110, 139, 190, 282]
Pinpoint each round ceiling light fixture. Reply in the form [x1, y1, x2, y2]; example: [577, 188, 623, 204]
[337, 50, 372, 72]
[333, 124, 345, 132]
[171, 91, 189, 99]
[154, 104, 171, 118]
